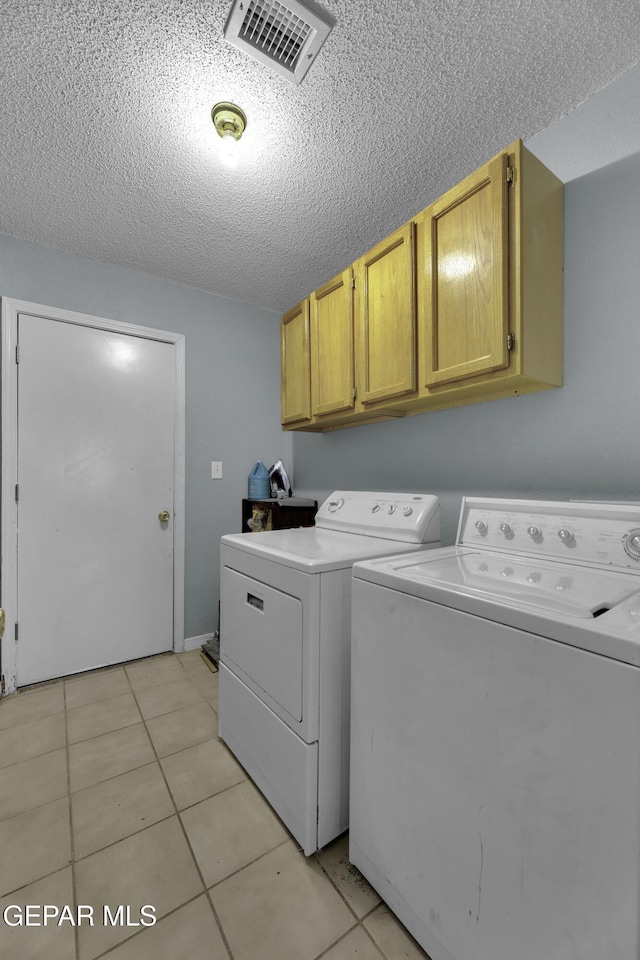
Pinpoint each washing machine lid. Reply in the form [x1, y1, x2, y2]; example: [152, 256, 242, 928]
[354, 497, 640, 666]
[222, 526, 431, 573]
[353, 545, 640, 666]
[377, 548, 640, 619]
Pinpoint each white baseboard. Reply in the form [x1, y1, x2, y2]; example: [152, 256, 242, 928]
[183, 633, 217, 652]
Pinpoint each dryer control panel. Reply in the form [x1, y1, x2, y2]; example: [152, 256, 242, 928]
[316, 491, 441, 544]
[458, 498, 640, 571]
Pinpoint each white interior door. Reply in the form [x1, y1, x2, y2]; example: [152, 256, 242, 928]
[15, 313, 178, 685]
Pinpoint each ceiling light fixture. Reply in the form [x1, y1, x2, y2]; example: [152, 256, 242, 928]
[211, 102, 247, 168]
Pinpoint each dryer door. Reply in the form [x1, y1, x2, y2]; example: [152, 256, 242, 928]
[221, 567, 304, 723]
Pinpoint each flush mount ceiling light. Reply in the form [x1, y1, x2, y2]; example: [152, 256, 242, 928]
[211, 101, 247, 167]
[224, 0, 333, 85]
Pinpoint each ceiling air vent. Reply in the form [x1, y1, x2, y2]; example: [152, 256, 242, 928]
[224, 0, 333, 84]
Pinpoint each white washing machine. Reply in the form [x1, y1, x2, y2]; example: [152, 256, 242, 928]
[350, 497, 640, 960]
[218, 490, 441, 855]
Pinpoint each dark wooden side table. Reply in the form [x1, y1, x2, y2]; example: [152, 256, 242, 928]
[241, 497, 318, 532]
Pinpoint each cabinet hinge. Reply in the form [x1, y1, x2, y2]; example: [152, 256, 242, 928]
[352, 387, 357, 400]
[15, 345, 19, 364]
[507, 332, 516, 352]
[351, 276, 356, 290]
[506, 165, 514, 185]
[15, 483, 19, 503]
[15, 622, 19, 642]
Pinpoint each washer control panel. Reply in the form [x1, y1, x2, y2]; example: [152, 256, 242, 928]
[316, 491, 441, 544]
[459, 498, 640, 571]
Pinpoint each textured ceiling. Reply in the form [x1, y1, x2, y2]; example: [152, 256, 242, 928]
[1, 1, 639, 313]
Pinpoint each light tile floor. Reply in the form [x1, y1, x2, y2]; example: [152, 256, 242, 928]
[0, 651, 430, 960]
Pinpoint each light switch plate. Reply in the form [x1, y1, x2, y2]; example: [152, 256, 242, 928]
[211, 461, 223, 479]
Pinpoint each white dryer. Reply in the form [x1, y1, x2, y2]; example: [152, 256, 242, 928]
[350, 497, 640, 960]
[218, 490, 441, 855]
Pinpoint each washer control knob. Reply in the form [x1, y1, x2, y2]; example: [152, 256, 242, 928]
[402, 506, 413, 517]
[558, 528, 574, 544]
[475, 520, 488, 535]
[328, 498, 344, 512]
[527, 526, 542, 540]
[500, 523, 513, 537]
[371, 504, 381, 513]
[624, 529, 640, 559]
[387, 504, 396, 515]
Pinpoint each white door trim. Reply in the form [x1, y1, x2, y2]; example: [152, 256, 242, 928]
[1, 298, 186, 694]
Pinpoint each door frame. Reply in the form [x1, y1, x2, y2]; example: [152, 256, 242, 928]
[1, 298, 186, 695]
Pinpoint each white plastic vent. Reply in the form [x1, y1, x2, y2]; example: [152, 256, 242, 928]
[224, 0, 333, 84]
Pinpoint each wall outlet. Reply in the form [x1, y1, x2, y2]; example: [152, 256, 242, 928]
[211, 461, 223, 479]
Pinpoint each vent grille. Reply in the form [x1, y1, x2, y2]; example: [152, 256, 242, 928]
[242, 2, 312, 68]
[225, 0, 333, 84]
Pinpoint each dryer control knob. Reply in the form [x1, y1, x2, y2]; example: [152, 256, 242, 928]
[475, 520, 488, 535]
[402, 506, 413, 517]
[500, 523, 513, 537]
[558, 528, 574, 544]
[527, 526, 542, 540]
[387, 504, 396, 515]
[624, 530, 640, 560]
[371, 504, 381, 513]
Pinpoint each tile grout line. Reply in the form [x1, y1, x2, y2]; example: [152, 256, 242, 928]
[71, 658, 199, 960]
[0, 703, 67, 774]
[166, 661, 395, 960]
[89, 893, 214, 960]
[3, 656, 399, 960]
[0, 865, 73, 905]
[83, 659, 164, 960]
[205, 834, 292, 893]
[311, 853, 390, 960]
[0, 696, 75, 905]
[66, 669, 222, 865]
[69, 658, 194, 960]
[117, 658, 239, 960]
[311, 923, 385, 960]
[158, 661, 238, 960]
[0, 743, 68, 819]
[63, 676, 81, 960]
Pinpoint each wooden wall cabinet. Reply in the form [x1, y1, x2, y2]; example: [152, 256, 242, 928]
[280, 299, 311, 426]
[355, 221, 418, 407]
[310, 267, 355, 418]
[281, 139, 563, 432]
[408, 139, 563, 415]
[421, 150, 509, 387]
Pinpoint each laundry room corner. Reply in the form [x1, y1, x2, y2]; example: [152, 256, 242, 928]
[0, 233, 287, 668]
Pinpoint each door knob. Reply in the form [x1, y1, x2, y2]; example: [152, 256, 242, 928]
[158, 510, 171, 523]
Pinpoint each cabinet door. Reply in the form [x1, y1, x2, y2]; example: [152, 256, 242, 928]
[422, 151, 509, 386]
[310, 267, 355, 416]
[356, 222, 417, 404]
[281, 300, 311, 425]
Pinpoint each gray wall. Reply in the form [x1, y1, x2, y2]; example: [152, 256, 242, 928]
[0, 235, 289, 639]
[3, 64, 640, 638]
[292, 70, 640, 546]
